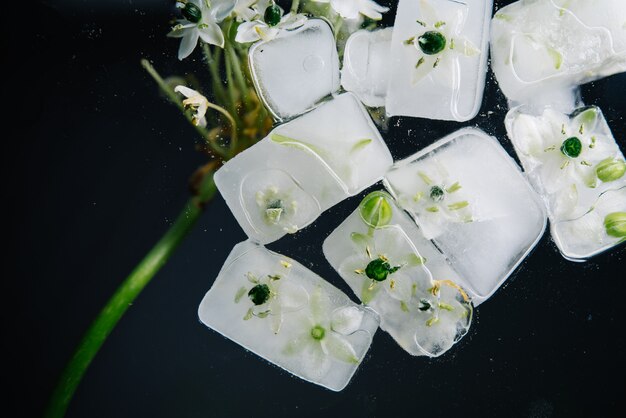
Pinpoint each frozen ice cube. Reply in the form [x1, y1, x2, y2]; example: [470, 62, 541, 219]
[341, 28, 393, 108]
[552, 187, 626, 261]
[384, 128, 547, 301]
[386, 0, 492, 121]
[198, 240, 379, 391]
[214, 93, 393, 244]
[249, 18, 340, 121]
[505, 106, 626, 260]
[323, 191, 473, 356]
[491, 0, 626, 105]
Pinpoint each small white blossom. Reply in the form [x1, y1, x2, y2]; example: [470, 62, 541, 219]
[405, 0, 479, 85]
[167, 0, 236, 60]
[174, 85, 209, 127]
[313, 0, 389, 20]
[235, 12, 307, 43]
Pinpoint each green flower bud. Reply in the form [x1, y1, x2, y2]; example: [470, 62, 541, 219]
[560, 137, 582, 158]
[359, 191, 393, 228]
[596, 158, 626, 182]
[429, 186, 445, 202]
[604, 212, 626, 238]
[417, 31, 446, 55]
[182, 2, 202, 23]
[248, 284, 270, 305]
[310, 325, 326, 340]
[264, 4, 282, 27]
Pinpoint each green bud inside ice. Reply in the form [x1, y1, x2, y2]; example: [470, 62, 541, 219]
[359, 191, 393, 228]
[604, 212, 626, 238]
[310, 325, 326, 340]
[429, 186, 445, 202]
[248, 284, 270, 305]
[418, 31, 446, 55]
[560, 137, 582, 158]
[596, 158, 626, 182]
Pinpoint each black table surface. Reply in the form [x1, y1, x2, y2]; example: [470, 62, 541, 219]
[7, 1, 625, 417]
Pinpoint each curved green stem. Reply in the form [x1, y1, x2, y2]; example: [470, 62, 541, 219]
[45, 176, 217, 418]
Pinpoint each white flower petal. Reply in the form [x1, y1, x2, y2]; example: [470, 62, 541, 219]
[279, 13, 307, 30]
[411, 55, 438, 85]
[309, 286, 330, 323]
[330, 306, 364, 335]
[330, 0, 361, 19]
[278, 281, 309, 312]
[359, 0, 389, 20]
[323, 333, 359, 364]
[198, 21, 225, 47]
[572, 107, 600, 135]
[418, 0, 439, 25]
[235, 21, 262, 43]
[178, 30, 200, 60]
[173, 85, 198, 98]
[384, 271, 414, 302]
[211, 0, 237, 21]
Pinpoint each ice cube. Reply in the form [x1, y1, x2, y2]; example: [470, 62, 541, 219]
[552, 187, 626, 261]
[491, 0, 626, 106]
[214, 93, 393, 244]
[341, 28, 393, 108]
[384, 128, 547, 301]
[323, 191, 473, 356]
[249, 18, 340, 121]
[505, 106, 626, 260]
[386, 0, 492, 121]
[198, 240, 379, 391]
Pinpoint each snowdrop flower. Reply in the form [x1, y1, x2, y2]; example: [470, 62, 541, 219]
[168, 0, 236, 60]
[174, 85, 210, 127]
[235, 9, 307, 43]
[404, 0, 479, 85]
[232, 0, 259, 21]
[283, 286, 363, 379]
[398, 161, 472, 239]
[339, 226, 428, 304]
[510, 107, 622, 219]
[313, 0, 389, 20]
[235, 260, 308, 333]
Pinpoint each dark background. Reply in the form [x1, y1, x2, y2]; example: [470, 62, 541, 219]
[6, 1, 625, 417]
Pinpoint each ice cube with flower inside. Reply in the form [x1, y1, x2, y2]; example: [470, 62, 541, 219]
[214, 93, 393, 244]
[199, 241, 379, 391]
[506, 106, 626, 222]
[551, 186, 626, 260]
[324, 191, 474, 356]
[403, 0, 479, 86]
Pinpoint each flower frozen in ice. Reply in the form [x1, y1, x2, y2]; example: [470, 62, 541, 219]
[339, 226, 428, 304]
[168, 0, 235, 60]
[234, 259, 308, 333]
[409, 279, 473, 356]
[235, 8, 307, 43]
[398, 161, 472, 239]
[283, 286, 363, 378]
[232, 0, 260, 21]
[255, 184, 301, 233]
[312, 0, 389, 20]
[403, 0, 479, 85]
[509, 107, 623, 219]
[174, 85, 209, 127]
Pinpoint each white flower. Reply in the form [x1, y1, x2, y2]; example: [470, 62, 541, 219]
[235, 259, 308, 334]
[313, 0, 389, 20]
[397, 161, 472, 240]
[167, 0, 236, 60]
[409, 279, 473, 356]
[283, 286, 363, 379]
[255, 185, 300, 233]
[235, 12, 307, 43]
[404, 0, 479, 85]
[174, 85, 209, 127]
[509, 107, 621, 219]
[232, 0, 258, 21]
[339, 226, 429, 304]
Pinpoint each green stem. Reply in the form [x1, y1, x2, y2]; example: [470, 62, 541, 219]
[202, 43, 227, 106]
[291, 0, 300, 13]
[45, 174, 216, 418]
[141, 59, 232, 160]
